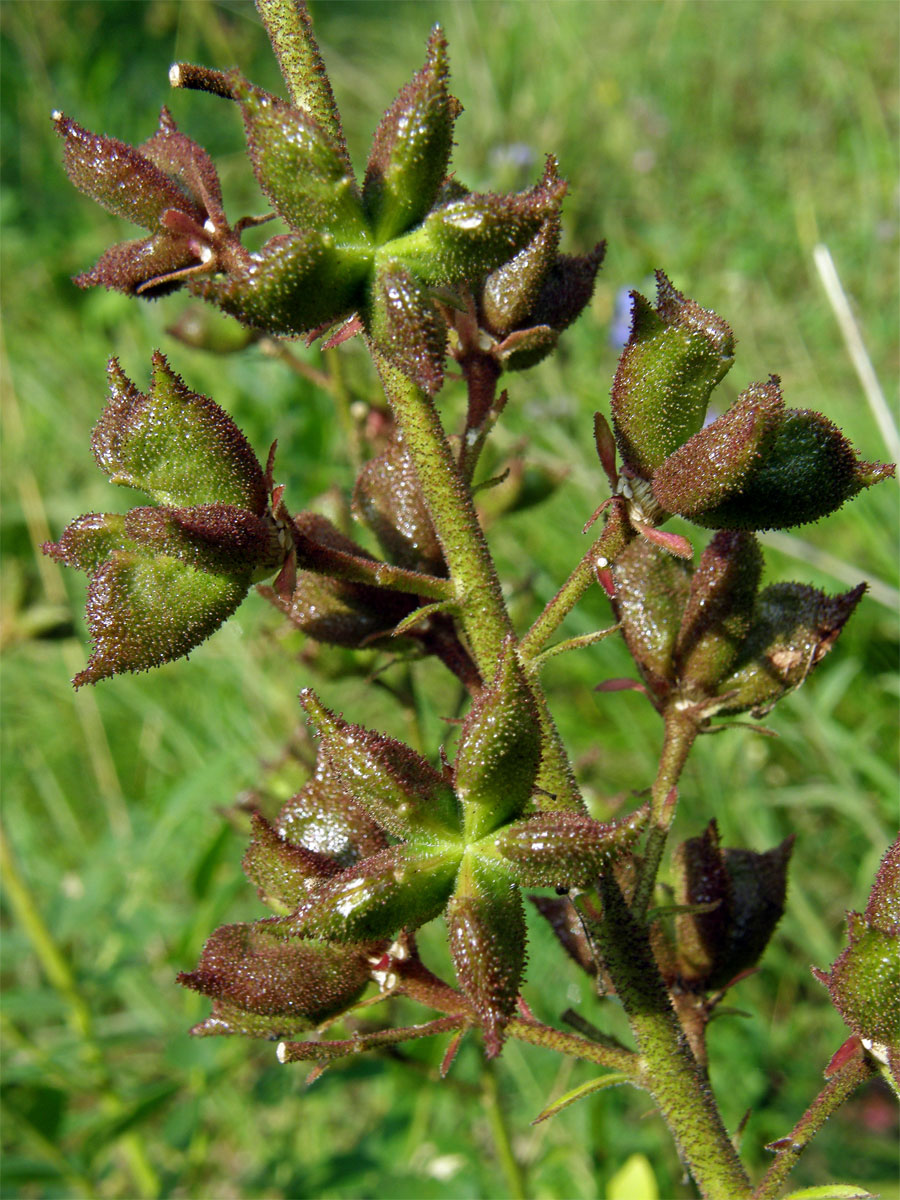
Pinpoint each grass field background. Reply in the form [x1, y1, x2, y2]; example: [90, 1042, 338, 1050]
[2, 1, 898, 1196]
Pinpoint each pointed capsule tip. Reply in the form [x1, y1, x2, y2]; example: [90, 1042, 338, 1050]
[168, 63, 183, 88]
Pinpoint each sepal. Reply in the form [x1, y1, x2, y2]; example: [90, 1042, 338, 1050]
[446, 854, 526, 1057]
[363, 26, 460, 243]
[178, 920, 378, 1037]
[673, 531, 762, 694]
[486, 808, 646, 887]
[231, 73, 367, 241]
[813, 834, 900, 1086]
[650, 379, 784, 519]
[290, 844, 460, 942]
[54, 108, 240, 297]
[390, 166, 567, 287]
[198, 230, 367, 337]
[611, 537, 691, 700]
[96, 353, 267, 511]
[610, 271, 735, 476]
[299, 690, 460, 837]
[275, 752, 389, 867]
[454, 639, 541, 838]
[352, 436, 445, 575]
[716, 582, 865, 717]
[682, 408, 895, 531]
[243, 813, 341, 912]
[368, 262, 448, 395]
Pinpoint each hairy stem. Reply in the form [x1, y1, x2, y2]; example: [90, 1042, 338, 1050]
[584, 875, 753, 1199]
[751, 1049, 876, 1200]
[372, 351, 582, 808]
[631, 708, 700, 920]
[519, 504, 631, 662]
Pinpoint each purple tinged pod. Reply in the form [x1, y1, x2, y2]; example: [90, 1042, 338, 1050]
[261, 511, 417, 648]
[673, 531, 763, 695]
[486, 809, 647, 887]
[813, 834, 900, 1087]
[714, 582, 866, 718]
[369, 261, 449, 396]
[454, 639, 542, 839]
[276, 752, 389, 868]
[289, 844, 460, 943]
[611, 538, 691, 702]
[299, 690, 460, 838]
[230, 73, 368, 242]
[682, 408, 895, 531]
[650, 378, 784, 519]
[673, 821, 794, 990]
[53, 108, 243, 297]
[363, 27, 461, 244]
[446, 853, 526, 1058]
[479, 214, 561, 337]
[610, 271, 735, 477]
[242, 813, 342, 912]
[262, 568, 415, 649]
[178, 920, 380, 1038]
[352, 436, 445, 577]
[389, 165, 567, 289]
[56, 550, 249, 688]
[43, 356, 289, 686]
[198, 230, 368, 338]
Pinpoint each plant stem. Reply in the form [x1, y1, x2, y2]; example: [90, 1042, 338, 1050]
[508, 1016, 637, 1077]
[585, 875, 753, 1199]
[372, 351, 512, 671]
[483, 1058, 527, 1200]
[519, 504, 631, 662]
[751, 1050, 876, 1200]
[631, 708, 699, 920]
[372, 351, 582, 808]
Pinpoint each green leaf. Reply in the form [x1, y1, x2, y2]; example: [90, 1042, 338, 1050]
[532, 1072, 630, 1124]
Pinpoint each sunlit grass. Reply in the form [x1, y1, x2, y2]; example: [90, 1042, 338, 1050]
[2, 1, 897, 1195]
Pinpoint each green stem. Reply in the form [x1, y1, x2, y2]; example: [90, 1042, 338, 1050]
[630, 708, 699, 920]
[373, 351, 512, 671]
[584, 876, 753, 1199]
[519, 504, 631, 662]
[483, 1058, 527, 1200]
[373, 351, 582, 808]
[751, 1049, 875, 1200]
[508, 1016, 637, 1077]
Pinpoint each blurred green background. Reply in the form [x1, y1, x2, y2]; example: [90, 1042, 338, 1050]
[2, 1, 897, 1196]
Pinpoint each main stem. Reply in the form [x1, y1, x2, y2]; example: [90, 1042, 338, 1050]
[588, 875, 753, 1199]
[373, 352, 581, 808]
